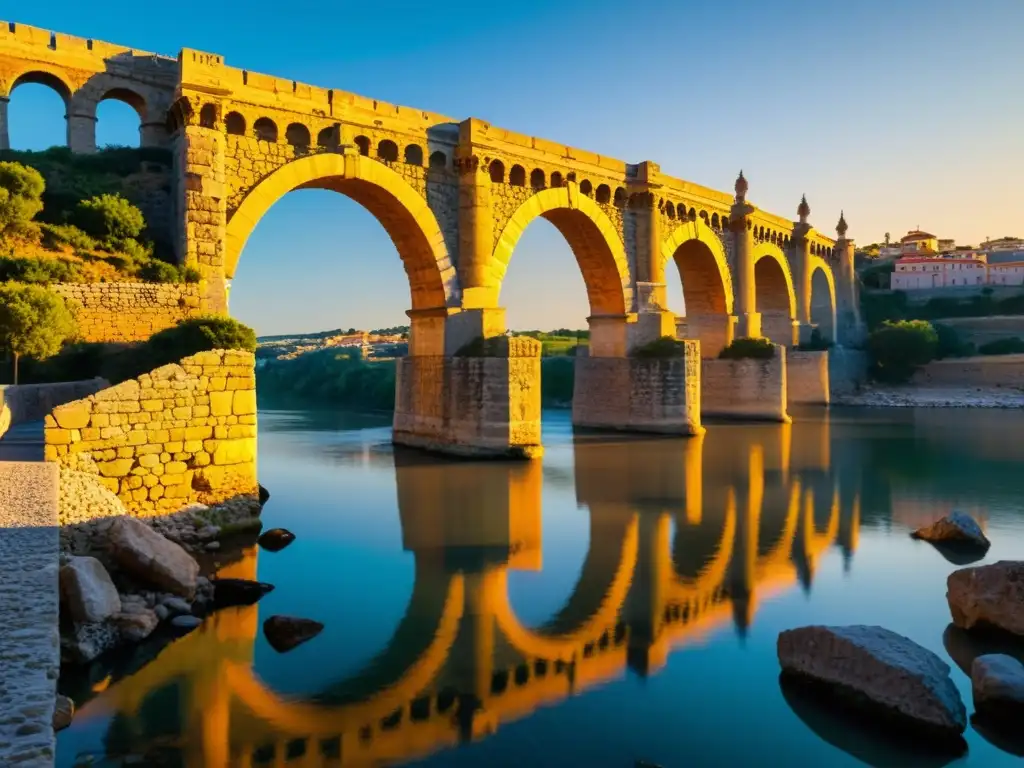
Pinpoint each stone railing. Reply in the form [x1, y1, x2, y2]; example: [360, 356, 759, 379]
[50, 282, 202, 343]
[0, 380, 109, 440]
[44, 350, 257, 515]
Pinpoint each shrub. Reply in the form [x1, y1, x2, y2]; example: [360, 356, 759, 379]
[718, 337, 775, 360]
[867, 320, 938, 384]
[631, 336, 686, 358]
[139, 259, 181, 283]
[933, 322, 975, 359]
[0, 282, 78, 383]
[181, 265, 202, 284]
[0, 255, 85, 284]
[0, 161, 45, 237]
[39, 222, 97, 251]
[978, 337, 1024, 356]
[74, 194, 145, 240]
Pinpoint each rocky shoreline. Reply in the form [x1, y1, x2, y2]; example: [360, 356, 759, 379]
[833, 386, 1024, 409]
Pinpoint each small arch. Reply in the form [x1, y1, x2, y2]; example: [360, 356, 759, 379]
[377, 139, 399, 162]
[354, 135, 371, 156]
[199, 103, 217, 129]
[317, 126, 338, 148]
[580, 180, 593, 196]
[566, 172, 577, 183]
[770, 231, 778, 245]
[721, 216, 730, 230]
[285, 123, 311, 148]
[665, 202, 676, 220]
[10, 70, 73, 104]
[711, 213, 720, 229]
[253, 117, 278, 142]
[530, 168, 546, 189]
[808, 260, 837, 343]
[550, 171, 564, 188]
[596, 184, 611, 204]
[404, 144, 424, 165]
[429, 151, 447, 170]
[225, 111, 246, 136]
[700, 210, 709, 225]
[688, 207, 696, 221]
[614, 187, 626, 206]
[489, 160, 505, 183]
[509, 165, 526, 186]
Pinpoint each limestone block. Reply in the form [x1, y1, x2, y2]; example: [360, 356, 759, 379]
[53, 403, 92, 430]
[210, 391, 233, 416]
[232, 390, 257, 415]
[97, 459, 134, 478]
[212, 438, 255, 466]
[48, 428, 72, 445]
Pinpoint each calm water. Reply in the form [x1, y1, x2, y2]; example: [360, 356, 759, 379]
[57, 407, 1024, 768]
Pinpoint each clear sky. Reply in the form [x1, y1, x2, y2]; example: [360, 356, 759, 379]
[7, 1, 1022, 335]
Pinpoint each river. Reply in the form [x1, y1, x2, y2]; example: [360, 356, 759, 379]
[55, 407, 1024, 767]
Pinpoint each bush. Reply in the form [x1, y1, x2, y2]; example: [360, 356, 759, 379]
[978, 337, 1024, 356]
[867, 320, 938, 384]
[74, 194, 145, 241]
[0, 255, 85, 284]
[631, 336, 686, 358]
[0, 161, 45, 237]
[0, 282, 78, 383]
[933, 322, 975, 359]
[718, 337, 776, 360]
[138, 259, 182, 283]
[181, 265, 202, 284]
[797, 327, 832, 351]
[39, 222, 97, 251]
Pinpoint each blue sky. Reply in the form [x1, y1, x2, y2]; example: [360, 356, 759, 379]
[7, 1, 1022, 335]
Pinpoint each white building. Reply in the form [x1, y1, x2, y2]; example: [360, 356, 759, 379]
[891, 254, 987, 290]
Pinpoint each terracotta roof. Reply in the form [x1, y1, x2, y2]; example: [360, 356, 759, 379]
[901, 230, 937, 242]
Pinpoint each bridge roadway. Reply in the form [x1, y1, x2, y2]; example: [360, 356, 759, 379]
[67, 421, 861, 767]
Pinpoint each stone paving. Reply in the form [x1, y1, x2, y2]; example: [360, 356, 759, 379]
[0, 460, 59, 767]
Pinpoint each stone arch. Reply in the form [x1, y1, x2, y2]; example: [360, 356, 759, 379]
[614, 187, 626, 206]
[253, 117, 278, 142]
[199, 103, 218, 129]
[807, 258, 837, 343]
[579, 179, 593, 196]
[550, 171, 564, 188]
[225, 111, 246, 136]
[224, 152, 460, 311]
[596, 184, 611, 204]
[491, 185, 633, 317]
[354, 135, 370, 156]
[285, 122, 310, 148]
[316, 126, 338, 149]
[752, 242, 797, 346]
[403, 144, 423, 165]
[509, 164, 525, 186]
[428, 150, 447, 169]
[488, 159, 505, 183]
[4, 70, 74, 149]
[662, 219, 735, 357]
[377, 139, 399, 162]
[530, 168, 546, 189]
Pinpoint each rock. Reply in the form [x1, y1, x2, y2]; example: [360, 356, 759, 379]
[59, 556, 121, 623]
[113, 608, 159, 642]
[161, 596, 192, 615]
[211, 578, 275, 608]
[196, 525, 220, 541]
[61, 621, 119, 664]
[912, 512, 990, 549]
[258, 528, 296, 553]
[263, 615, 324, 653]
[53, 695, 74, 732]
[108, 517, 200, 598]
[154, 604, 169, 621]
[170, 615, 202, 630]
[972, 654, 1024, 725]
[947, 561, 1024, 637]
[777, 625, 967, 746]
[205, 541, 221, 552]
[258, 484, 270, 505]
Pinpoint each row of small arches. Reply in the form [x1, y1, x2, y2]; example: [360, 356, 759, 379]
[752, 225, 834, 258]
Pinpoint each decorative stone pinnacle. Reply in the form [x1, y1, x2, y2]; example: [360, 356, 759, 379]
[837, 210, 848, 238]
[798, 194, 810, 221]
[734, 170, 748, 201]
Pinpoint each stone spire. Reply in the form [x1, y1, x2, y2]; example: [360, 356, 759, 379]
[797, 194, 810, 224]
[837, 210, 848, 239]
[734, 170, 748, 202]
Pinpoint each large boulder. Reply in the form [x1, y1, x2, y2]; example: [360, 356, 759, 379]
[912, 512, 990, 550]
[112, 608, 159, 643]
[258, 527, 295, 553]
[59, 556, 121, 623]
[778, 625, 967, 746]
[972, 654, 1024, 725]
[263, 615, 324, 653]
[61, 621, 120, 664]
[947, 560, 1024, 637]
[108, 517, 200, 598]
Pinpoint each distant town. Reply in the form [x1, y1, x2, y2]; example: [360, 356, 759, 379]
[860, 233, 1024, 291]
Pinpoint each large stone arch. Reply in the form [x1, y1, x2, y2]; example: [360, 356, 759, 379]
[806, 257, 837, 344]
[752, 243, 797, 346]
[662, 220, 735, 357]
[224, 152, 460, 312]
[4, 68, 74, 102]
[491, 185, 632, 318]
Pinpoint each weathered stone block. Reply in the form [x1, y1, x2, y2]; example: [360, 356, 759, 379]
[97, 459, 134, 477]
[232, 390, 257, 415]
[53, 403, 91, 430]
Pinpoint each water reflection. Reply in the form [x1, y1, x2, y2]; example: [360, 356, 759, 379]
[59, 414, 889, 767]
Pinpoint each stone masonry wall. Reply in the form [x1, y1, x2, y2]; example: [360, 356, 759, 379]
[1, 380, 109, 440]
[44, 350, 257, 516]
[702, 346, 790, 422]
[787, 350, 830, 406]
[912, 354, 1024, 389]
[50, 282, 202, 343]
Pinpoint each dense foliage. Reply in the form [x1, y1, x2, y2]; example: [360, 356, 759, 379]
[978, 337, 1024, 356]
[0, 161, 45, 237]
[631, 336, 686, 358]
[862, 288, 1024, 331]
[718, 337, 776, 360]
[74, 193, 145, 241]
[867, 320, 938, 383]
[0, 282, 79, 383]
[932, 322, 975, 359]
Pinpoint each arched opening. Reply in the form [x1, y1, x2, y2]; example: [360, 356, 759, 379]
[253, 117, 278, 143]
[428, 151, 447, 170]
[664, 228, 733, 358]
[809, 265, 837, 344]
[354, 135, 370, 156]
[754, 253, 796, 347]
[613, 188, 626, 207]
[530, 168, 546, 189]
[711, 213, 720, 229]
[550, 171, 564, 188]
[199, 103, 218, 129]
[403, 144, 423, 166]
[489, 160, 505, 183]
[665, 202, 676, 220]
[4, 72, 72, 149]
[225, 111, 246, 136]
[94, 88, 146, 148]
[317, 127, 338, 149]
[377, 140, 398, 162]
[509, 165, 526, 186]
[285, 123, 311, 148]
[596, 185, 611, 204]
[579, 180, 593, 196]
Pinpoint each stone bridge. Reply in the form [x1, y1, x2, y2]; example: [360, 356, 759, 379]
[0, 21, 864, 457]
[67, 425, 861, 767]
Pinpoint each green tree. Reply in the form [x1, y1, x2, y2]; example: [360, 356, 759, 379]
[74, 193, 145, 240]
[867, 320, 938, 384]
[0, 161, 46, 237]
[0, 283, 78, 383]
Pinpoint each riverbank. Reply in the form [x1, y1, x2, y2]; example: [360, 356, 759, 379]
[834, 386, 1024, 408]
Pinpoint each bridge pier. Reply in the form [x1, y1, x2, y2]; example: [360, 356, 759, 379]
[0, 97, 8, 151]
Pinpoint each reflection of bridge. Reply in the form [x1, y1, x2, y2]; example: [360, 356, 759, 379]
[74, 423, 861, 767]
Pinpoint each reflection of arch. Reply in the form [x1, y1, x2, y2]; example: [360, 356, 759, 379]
[671, 496, 737, 599]
[492, 186, 633, 316]
[493, 514, 638, 660]
[224, 153, 459, 310]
